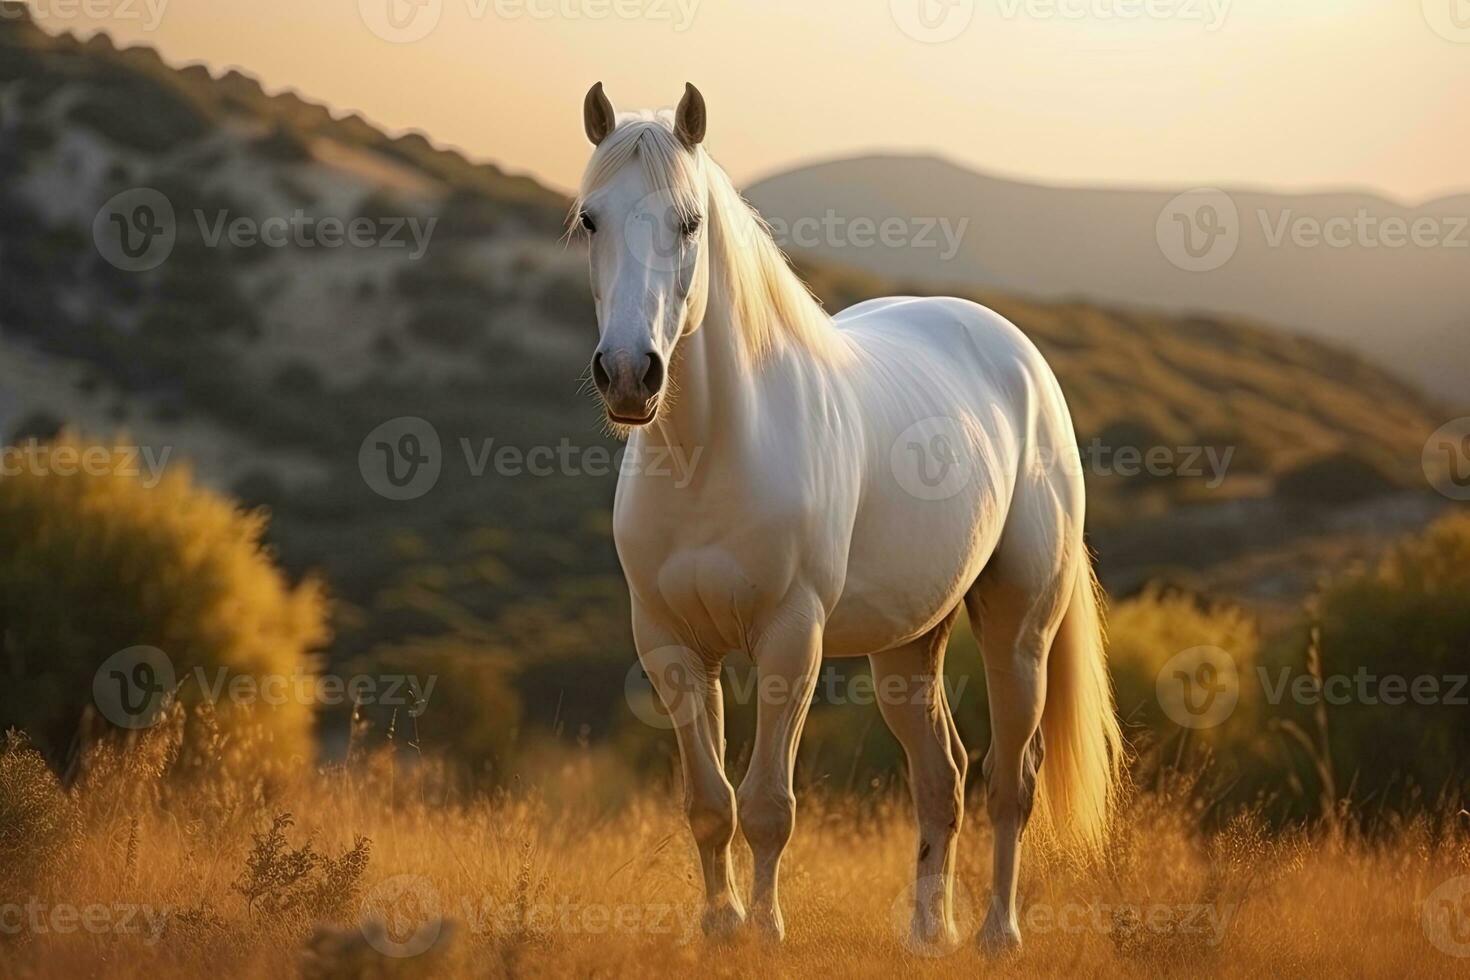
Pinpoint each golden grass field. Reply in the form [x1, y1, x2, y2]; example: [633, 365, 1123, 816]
[3, 715, 1469, 980]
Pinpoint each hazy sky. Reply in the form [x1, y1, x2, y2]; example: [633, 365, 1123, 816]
[38, 0, 1470, 201]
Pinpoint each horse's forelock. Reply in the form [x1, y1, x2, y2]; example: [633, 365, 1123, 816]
[576, 115, 704, 223]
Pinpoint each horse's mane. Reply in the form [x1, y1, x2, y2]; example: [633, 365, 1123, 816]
[574, 112, 850, 367]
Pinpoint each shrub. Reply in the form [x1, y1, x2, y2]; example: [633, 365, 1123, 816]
[1281, 512, 1470, 809]
[0, 433, 328, 771]
[1275, 451, 1401, 506]
[0, 731, 82, 897]
[1106, 586, 1260, 744]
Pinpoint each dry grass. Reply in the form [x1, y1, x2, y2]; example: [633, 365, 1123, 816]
[3, 722, 1469, 980]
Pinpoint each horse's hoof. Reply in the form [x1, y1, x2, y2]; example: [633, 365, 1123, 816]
[747, 906, 786, 944]
[701, 902, 746, 942]
[905, 923, 962, 957]
[978, 918, 1023, 956]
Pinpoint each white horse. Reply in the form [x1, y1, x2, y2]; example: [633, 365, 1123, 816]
[575, 82, 1123, 953]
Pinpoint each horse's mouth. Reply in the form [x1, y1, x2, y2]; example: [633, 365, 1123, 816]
[607, 409, 656, 426]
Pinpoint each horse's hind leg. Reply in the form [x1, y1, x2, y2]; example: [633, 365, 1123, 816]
[869, 607, 967, 953]
[634, 606, 745, 938]
[967, 528, 1076, 953]
[736, 604, 824, 943]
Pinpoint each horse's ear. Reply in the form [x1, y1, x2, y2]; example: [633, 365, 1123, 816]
[674, 82, 706, 148]
[583, 81, 616, 146]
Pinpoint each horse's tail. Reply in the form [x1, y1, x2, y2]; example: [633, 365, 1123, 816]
[1035, 556, 1125, 858]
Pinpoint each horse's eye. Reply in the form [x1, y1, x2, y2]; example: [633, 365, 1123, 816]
[579, 211, 596, 233]
[680, 214, 703, 237]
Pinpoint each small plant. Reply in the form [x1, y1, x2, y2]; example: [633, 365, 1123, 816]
[0, 730, 82, 897]
[0, 432, 329, 771]
[232, 812, 372, 922]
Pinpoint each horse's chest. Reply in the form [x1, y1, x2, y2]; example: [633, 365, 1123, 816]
[624, 544, 770, 654]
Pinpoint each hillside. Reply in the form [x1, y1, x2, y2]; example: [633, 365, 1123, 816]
[748, 155, 1470, 404]
[0, 5, 1454, 704]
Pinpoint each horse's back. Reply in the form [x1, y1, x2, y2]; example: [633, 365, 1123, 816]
[819, 295, 1080, 656]
[833, 295, 1062, 438]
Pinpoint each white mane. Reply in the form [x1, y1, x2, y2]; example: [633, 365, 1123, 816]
[575, 112, 850, 367]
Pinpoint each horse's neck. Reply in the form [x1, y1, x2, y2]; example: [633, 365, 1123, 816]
[643, 289, 755, 457]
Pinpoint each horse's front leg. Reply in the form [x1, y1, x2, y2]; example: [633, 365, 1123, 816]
[736, 604, 824, 942]
[634, 608, 745, 938]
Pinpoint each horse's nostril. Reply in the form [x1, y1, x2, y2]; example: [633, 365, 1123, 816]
[591, 352, 611, 393]
[642, 352, 665, 393]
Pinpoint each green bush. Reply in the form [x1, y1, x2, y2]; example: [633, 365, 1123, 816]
[0, 433, 328, 770]
[0, 731, 82, 897]
[1107, 585, 1260, 743]
[1282, 512, 1470, 809]
[1275, 451, 1401, 506]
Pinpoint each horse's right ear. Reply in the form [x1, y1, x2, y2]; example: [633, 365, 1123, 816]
[583, 82, 616, 146]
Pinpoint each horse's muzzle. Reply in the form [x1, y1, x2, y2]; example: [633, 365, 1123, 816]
[592, 348, 665, 425]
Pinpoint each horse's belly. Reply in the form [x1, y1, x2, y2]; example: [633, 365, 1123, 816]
[822, 489, 1007, 657]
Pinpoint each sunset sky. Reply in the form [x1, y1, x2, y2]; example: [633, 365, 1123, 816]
[35, 0, 1470, 202]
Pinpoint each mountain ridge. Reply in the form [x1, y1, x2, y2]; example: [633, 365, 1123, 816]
[748, 154, 1470, 403]
[0, 4, 1455, 662]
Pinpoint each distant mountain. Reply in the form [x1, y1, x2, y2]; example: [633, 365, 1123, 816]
[0, 4, 1453, 677]
[747, 155, 1470, 404]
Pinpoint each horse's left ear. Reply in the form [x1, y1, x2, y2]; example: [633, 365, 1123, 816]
[584, 81, 617, 145]
[674, 82, 706, 148]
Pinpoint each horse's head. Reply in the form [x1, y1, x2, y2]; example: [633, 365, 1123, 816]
[575, 82, 710, 427]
